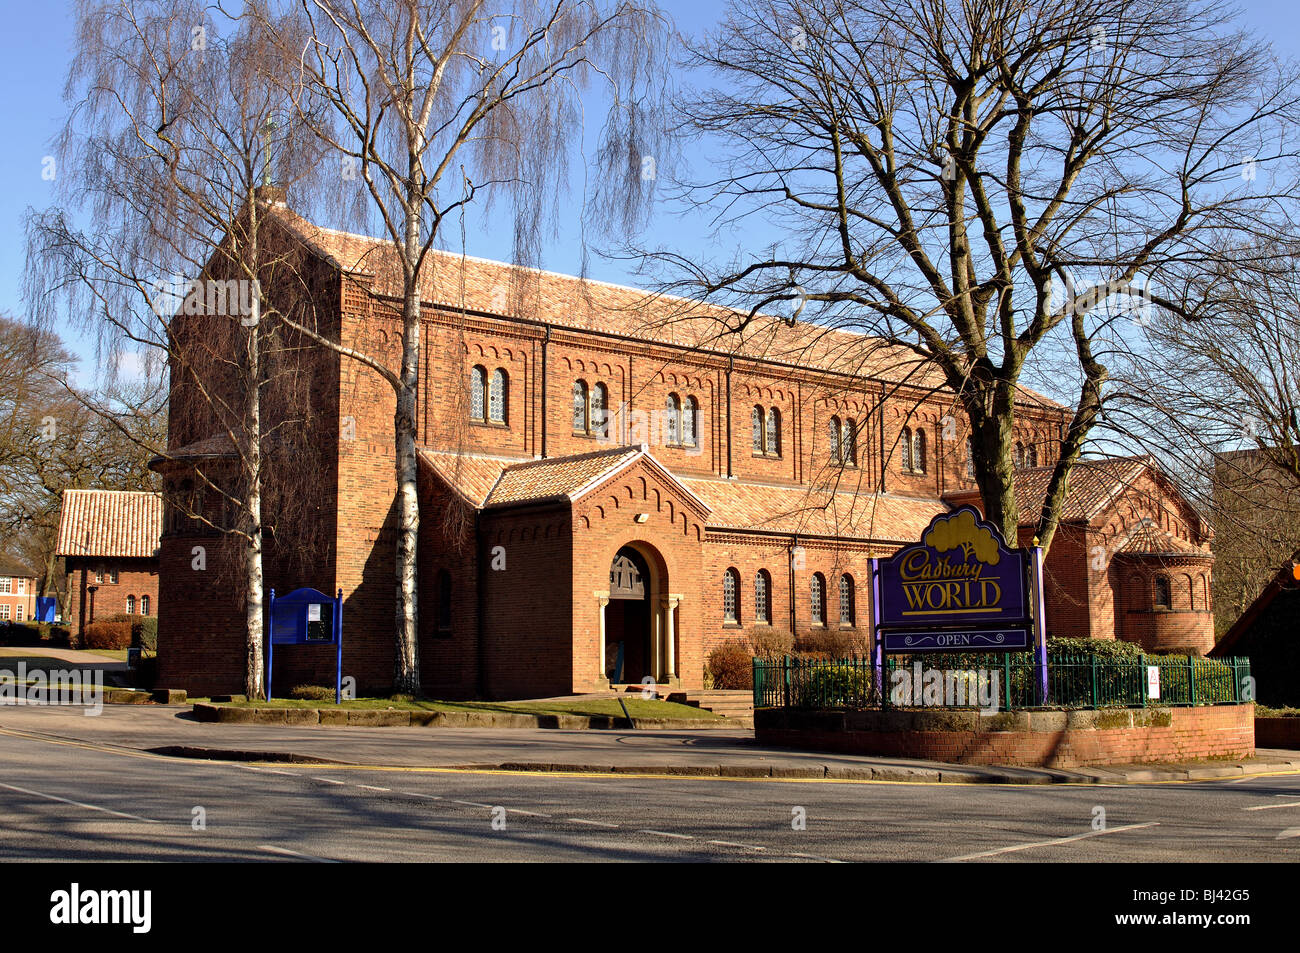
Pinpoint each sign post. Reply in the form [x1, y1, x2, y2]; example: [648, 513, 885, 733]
[266, 587, 344, 703]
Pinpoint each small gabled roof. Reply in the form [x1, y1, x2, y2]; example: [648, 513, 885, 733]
[55, 489, 163, 559]
[482, 445, 712, 515]
[946, 455, 1209, 539]
[1211, 557, 1300, 658]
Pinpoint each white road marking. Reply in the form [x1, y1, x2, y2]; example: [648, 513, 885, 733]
[400, 792, 441, 800]
[311, 777, 345, 785]
[258, 844, 339, 863]
[452, 800, 493, 808]
[356, 785, 391, 793]
[638, 829, 693, 839]
[567, 818, 619, 828]
[940, 822, 1160, 862]
[0, 781, 159, 824]
[707, 840, 765, 850]
[1243, 801, 1300, 811]
[507, 808, 550, 817]
[1275, 828, 1300, 840]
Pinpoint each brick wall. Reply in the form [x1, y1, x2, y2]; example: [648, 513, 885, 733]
[65, 557, 160, 637]
[757, 704, 1255, 767]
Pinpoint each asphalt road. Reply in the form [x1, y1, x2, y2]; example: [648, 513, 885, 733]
[1, 727, 1298, 862]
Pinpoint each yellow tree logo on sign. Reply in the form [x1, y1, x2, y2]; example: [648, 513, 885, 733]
[924, 510, 1003, 566]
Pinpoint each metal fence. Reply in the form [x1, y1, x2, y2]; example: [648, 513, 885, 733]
[752, 653, 1253, 711]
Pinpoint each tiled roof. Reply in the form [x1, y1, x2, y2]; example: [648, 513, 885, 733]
[0, 556, 37, 579]
[484, 446, 643, 507]
[419, 446, 940, 541]
[682, 477, 942, 542]
[1112, 520, 1205, 556]
[268, 205, 1060, 407]
[55, 490, 163, 559]
[1011, 457, 1148, 523]
[947, 456, 1150, 526]
[419, 450, 521, 507]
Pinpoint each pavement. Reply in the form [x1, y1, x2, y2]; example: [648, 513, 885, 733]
[2, 703, 1299, 785]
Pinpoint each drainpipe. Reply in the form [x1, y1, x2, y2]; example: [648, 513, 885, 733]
[540, 325, 550, 459]
[725, 356, 734, 478]
[475, 510, 487, 698]
[788, 535, 798, 637]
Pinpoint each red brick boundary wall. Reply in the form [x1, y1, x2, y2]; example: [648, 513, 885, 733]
[1255, 718, 1300, 750]
[755, 705, 1254, 768]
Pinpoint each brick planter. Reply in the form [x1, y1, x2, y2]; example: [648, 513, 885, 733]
[755, 704, 1255, 768]
[1255, 717, 1300, 750]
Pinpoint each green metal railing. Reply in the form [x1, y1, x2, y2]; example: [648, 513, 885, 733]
[752, 653, 1252, 711]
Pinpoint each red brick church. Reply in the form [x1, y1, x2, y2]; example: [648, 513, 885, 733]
[156, 198, 1216, 698]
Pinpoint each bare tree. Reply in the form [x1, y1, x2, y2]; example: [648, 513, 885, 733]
[0, 315, 162, 612]
[256, 0, 672, 692]
[647, 0, 1300, 550]
[25, 1, 328, 697]
[1104, 246, 1300, 628]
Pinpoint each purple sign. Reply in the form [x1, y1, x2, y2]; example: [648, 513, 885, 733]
[877, 507, 1030, 643]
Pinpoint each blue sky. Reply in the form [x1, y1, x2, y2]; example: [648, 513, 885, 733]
[2, 0, 1298, 385]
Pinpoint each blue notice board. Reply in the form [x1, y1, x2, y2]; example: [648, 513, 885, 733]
[266, 588, 343, 703]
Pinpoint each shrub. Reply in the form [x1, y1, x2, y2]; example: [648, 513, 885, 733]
[749, 628, 794, 658]
[708, 641, 753, 690]
[82, 621, 132, 650]
[289, 684, 336, 701]
[795, 627, 869, 659]
[102, 614, 158, 653]
[1047, 636, 1144, 660]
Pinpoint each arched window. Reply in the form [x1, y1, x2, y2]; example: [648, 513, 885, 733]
[811, 573, 825, 625]
[752, 407, 764, 454]
[1200, 574, 1209, 611]
[829, 416, 842, 463]
[683, 396, 698, 447]
[470, 365, 487, 420]
[489, 368, 507, 423]
[1154, 575, 1171, 609]
[966, 437, 976, 479]
[755, 570, 771, 624]
[593, 383, 608, 438]
[844, 420, 857, 467]
[573, 380, 589, 433]
[913, 428, 926, 473]
[901, 427, 913, 471]
[1184, 574, 1194, 610]
[1015, 442, 1026, 468]
[1027, 444, 1039, 467]
[126, 595, 136, 615]
[141, 595, 150, 617]
[437, 569, 452, 633]
[666, 393, 682, 445]
[766, 408, 781, 457]
[839, 574, 855, 626]
[723, 568, 740, 623]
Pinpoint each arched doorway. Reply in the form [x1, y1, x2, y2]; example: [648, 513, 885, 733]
[605, 546, 653, 684]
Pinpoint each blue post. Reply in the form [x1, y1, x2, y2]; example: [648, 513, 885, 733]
[335, 588, 343, 705]
[1031, 547, 1048, 705]
[870, 558, 883, 703]
[266, 588, 276, 702]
